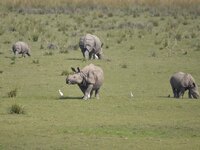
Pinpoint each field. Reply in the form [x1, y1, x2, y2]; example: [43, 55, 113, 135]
[0, 1, 200, 149]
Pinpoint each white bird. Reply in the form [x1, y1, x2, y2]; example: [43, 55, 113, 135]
[130, 92, 133, 97]
[59, 89, 64, 97]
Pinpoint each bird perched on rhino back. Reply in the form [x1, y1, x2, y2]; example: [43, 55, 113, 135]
[79, 34, 103, 60]
[66, 63, 104, 100]
[12, 41, 31, 57]
[170, 72, 199, 99]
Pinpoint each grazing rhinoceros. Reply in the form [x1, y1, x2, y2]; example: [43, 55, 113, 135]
[170, 72, 199, 99]
[79, 34, 103, 59]
[66, 64, 104, 100]
[12, 41, 31, 57]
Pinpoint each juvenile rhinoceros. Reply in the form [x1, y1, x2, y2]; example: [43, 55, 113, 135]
[66, 64, 104, 100]
[170, 72, 199, 99]
[12, 41, 31, 57]
[79, 34, 103, 59]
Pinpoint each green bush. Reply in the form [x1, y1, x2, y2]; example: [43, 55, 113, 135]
[9, 104, 25, 114]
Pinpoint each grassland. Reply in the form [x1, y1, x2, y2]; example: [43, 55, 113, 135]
[0, 1, 200, 150]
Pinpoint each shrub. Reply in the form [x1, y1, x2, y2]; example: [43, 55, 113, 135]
[0, 70, 3, 74]
[9, 104, 25, 114]
[7, 88, 17, 98]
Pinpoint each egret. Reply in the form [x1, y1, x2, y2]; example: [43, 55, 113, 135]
[59, 89, 64, 97]
[130, 92, 133, 97]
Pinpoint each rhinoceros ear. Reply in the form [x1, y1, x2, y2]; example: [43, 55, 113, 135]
[193, 83, 196, 87]
[77, 67, 80, 72]
[71, 67, 77, 73]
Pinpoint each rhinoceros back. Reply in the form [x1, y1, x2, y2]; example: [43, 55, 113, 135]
[81, 64, 104, 89]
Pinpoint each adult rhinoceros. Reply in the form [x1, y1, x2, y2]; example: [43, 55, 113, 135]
[170, 72, 199, 99]
[66, 64, 104, 100]
[79, 34, 103, 59]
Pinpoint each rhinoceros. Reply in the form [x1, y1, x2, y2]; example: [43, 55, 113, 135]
[12, 41, 31, 57]
[66, 64, 104, 100]
[79, 34, 103, 59]
[170, 72, 199, 99]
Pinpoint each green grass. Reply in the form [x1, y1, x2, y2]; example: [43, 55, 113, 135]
[0, 4, 200, 150]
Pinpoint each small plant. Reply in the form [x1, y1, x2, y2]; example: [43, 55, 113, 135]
[129, 45, 135, 50]
[121, 64, 127, 69]
[44, 51, 53, 56]
[47, 43, 57, 50]
[32, 59, 39, 64]
[67, 44, 79, 51]
[175, 33, 182, 41]
[40, 44, 44, 49]
[0, 70, 3, 74]
[9, 104, 25, 114]
[59, 49, 69, 54]
[61, 70, 70, 76]
[7, 88, 17, 98]
[32, 33, 39, 42]
[107, 12, 113, 17]
[151, 51, 156, 57]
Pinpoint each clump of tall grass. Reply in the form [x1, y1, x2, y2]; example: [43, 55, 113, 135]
[7, 88, 17, 98]
[9, 104, 25, 114]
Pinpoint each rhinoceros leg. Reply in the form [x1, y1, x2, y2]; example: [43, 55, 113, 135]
[79, 85, 86, 95]
[84, 50, 89, 59]
[188, 90, 192, 98]
[178, 88, 185, 98]
[95, 89, 100, 99]
[89, 52, 93, 59]
[14, 50, 19, 57]
[172, 88, 178, 98]
[22, 53, 26, 57]
[90, 90, 94, 98]
[83, 84, 93, 100]
[26, 52, 31, 57]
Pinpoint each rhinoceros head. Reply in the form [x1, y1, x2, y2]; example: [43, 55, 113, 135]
[190, 83, 200, 99]
[66, 67, 84, 85]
